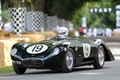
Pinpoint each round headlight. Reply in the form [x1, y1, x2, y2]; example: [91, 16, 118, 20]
[52, 48, 60, 56]
[11, 48, 17, 56]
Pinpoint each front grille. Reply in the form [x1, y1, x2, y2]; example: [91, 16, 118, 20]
[22, 58, 44, 67]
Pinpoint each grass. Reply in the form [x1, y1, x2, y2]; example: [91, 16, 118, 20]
[0, 66, 13, 74]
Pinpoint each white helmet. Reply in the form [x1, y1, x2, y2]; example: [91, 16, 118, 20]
[58, 27, 68, 39]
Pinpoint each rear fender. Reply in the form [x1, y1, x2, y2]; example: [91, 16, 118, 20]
[94, 39, 115, 61]
[100, 44, 115, 61]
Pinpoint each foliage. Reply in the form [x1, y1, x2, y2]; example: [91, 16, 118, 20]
[1, 0, 120, 29]
[44, 0, 85, 20]
[9, 0, 23, 8]
[1, 10, 11, 23]
[71, 1, 117, 29]
[1, 0, 10, 23]
[25, 0, 44, 11]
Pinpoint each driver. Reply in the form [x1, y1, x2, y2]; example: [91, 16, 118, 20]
[58, 27, 69, 39]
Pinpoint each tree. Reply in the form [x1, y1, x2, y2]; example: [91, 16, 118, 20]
[44, 0, 85, 20]
[2, 0, 120, 29]
[8, 0, 23, 8]
[71, 0, 117, 29]
[25, 0, 45, 11]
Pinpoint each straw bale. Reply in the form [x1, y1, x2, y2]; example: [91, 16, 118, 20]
[0, 42, 5, 67]
[0, 40, 17, 67]
[22, 31, 57, 38]
[21, 31, 57, 42]
[21, 34, 46, 42]
[113, 31, 120, 37]
[0, 31, 57, 67]
[40, 31, 57, 38]
[10, 37, 30, 43]
[0, 30, 11, 38]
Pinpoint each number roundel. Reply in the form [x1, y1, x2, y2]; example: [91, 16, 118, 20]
[82, 43, 91, 58]
[26, 44, 48, 54]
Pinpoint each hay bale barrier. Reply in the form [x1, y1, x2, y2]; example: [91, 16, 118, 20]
[0, 42, 4, 67]
[0, 40, 17, 67]
[0, 31, 57, 68]
[113, 30, 120, 37]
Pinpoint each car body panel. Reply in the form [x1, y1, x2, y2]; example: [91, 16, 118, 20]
[11, 37, 115, 69]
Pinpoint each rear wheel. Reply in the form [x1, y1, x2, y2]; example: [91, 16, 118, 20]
[93, 45, 105, 69]
[60, 49, 74, 73]
[13, 63, 26, 74]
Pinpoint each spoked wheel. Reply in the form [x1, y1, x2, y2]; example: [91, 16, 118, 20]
[13, 63, 26, 74]
[93, 45, 105, 69]
[61, 49, 74, 73]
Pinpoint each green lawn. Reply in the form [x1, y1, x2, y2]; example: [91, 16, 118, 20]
[0, 66, 13, 74]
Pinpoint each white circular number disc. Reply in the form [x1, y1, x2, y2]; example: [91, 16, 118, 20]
[82, 43, 91, 58]
[26, 44, 48, 54]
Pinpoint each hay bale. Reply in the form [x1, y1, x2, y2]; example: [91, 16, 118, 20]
[0, 33, 46, 68]
[0, 30, 5, 38]
[22, 31, 57, 39]
[40, 31, 57, 38]
[0, 31, 57, 67]
[21, 34, 46, 42]
[0, 42, 4, 67]
[0, 30, 11, 38]
[21, 31, 57, 42]
[10, 37, 30, 43]
[0, 40, 17, 67]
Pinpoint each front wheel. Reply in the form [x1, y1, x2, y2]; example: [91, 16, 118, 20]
[60, 49, 74, 73]
[93, 45, 105, 69]
[13, 63, 26, 74]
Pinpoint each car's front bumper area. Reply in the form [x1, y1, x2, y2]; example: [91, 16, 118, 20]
[11, 54, 64, 69]
[22, 58, 44, 68]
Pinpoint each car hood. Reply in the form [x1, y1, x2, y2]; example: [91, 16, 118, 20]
[12, 40, 66, 58]
[14, 40, 63, 48]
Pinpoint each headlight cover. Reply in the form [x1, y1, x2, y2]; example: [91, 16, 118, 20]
[44, 48, 60, 60]
[52, 48, 60, 56]
[11, 48, 17, 56]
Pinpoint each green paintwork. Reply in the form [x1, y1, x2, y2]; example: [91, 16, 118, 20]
[11, 36, 115, 69]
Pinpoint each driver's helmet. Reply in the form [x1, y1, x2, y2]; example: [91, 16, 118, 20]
[58, 27, 68, 39]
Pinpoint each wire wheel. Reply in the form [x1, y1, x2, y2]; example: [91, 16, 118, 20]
[98, 47, 105, 66]
[93, 46, 105, 69]
[66, 51, 74, 70]
[61, 48, 74, 73]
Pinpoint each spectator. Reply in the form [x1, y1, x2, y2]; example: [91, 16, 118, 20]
[106, 28, 112, 37]
[93, 28, 97, 37]
[4, 22, 12, 32]
[87, 28, 92, 36]
[78, 27, 84, 35]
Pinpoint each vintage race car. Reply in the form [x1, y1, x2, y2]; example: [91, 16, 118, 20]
[11, 36, 115, 74]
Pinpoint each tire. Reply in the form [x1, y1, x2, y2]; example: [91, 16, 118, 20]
[93, 45, 105, 69]
[60, 49, 74, 73]
[13, 63, 26, 74]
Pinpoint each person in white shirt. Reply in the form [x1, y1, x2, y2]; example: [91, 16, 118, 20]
[93, 28, 97, 37]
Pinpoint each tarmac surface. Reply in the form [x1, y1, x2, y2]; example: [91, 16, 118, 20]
[107, 42, 120, 60]
[0, 36, 120, 80]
